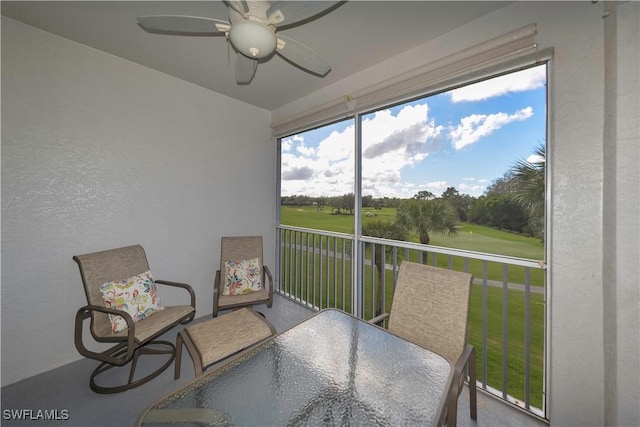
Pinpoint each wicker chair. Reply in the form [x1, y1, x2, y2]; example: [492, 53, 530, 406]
[213, 236, 273, 317]
[370, 261, 477, 427]
[73, 244, 195, 393]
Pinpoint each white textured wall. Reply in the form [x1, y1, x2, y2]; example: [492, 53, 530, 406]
[606, 3, 640, 425]
[272, 2, 639, 426]
[1, 16, 273, 386]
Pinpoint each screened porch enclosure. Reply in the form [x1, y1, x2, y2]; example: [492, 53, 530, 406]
[274, 22, 549, 421]
[276, 225, 546, 419]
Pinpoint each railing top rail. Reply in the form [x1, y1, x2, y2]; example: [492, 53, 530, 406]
[360, 235, 544, 269]
[278, 224, 544, 270]
[277, 224, 354, 240]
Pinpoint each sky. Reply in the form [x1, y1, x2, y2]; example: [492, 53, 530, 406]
[281, 64, 547, 199]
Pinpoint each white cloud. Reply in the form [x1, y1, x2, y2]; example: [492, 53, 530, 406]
[281, 103, 446, 197]
[458, 182, 485, 196]
[296, 142, 316, 156]
[362, 104, 439, 158]
[281, 152, 320, 180]
[280, 125, 355, 197]
[281, 166, 314, 180]
[281, 134, 303, 153]
[527, 153, 545, 164]
[425, 180, 448, 192]
[360, 103, 443, 196]
[449, 66, 546, 102]
[456, 176, 492, 197]
[449, 107, 533, 150]
[316, 125, 354, 162]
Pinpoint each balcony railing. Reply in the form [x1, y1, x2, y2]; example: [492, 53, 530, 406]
[276, 224, 546, 420]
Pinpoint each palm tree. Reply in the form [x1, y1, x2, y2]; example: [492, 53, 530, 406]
[509, 144, 545, 238]
[509, 144, 545, 218]
[361, 219, 407, 316]
[395, 199, 458, 262]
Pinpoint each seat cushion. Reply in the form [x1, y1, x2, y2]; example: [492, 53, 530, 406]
[100, 270, 164, 333]
[185, 308, 274, 367]
[218, 288, 270, 309]
[111, 305, 195, 343]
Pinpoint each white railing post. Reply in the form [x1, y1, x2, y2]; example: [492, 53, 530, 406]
[353, 113, 363, 318]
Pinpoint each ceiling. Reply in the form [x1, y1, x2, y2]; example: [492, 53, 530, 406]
[2, 1, 512, 111]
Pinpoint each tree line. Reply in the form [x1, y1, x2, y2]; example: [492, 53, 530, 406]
[282, 144, 545, 241]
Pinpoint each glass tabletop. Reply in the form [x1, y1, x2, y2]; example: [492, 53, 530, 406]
[138, 309, 453, 427]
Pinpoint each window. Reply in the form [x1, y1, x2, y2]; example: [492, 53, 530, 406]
[280, 65, 547, 247]
[360, 65, 547, 250]
[279, 118, 355, 232]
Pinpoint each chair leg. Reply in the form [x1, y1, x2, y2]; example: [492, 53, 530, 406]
[128, 347, 142, 385]
[175, 332, 184, 380]
[447, 400, 458, 427]
[469, 347, 478, 421]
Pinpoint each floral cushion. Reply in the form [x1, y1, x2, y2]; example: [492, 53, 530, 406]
[100, 270, 164, 333]
[223, 257, 262, 296]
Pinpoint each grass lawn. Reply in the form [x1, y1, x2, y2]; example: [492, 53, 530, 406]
[279, 204, 546, 410]
[281, 205, 545, 286]
[281, 205, 543, 258]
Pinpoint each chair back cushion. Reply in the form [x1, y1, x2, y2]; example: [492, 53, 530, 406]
[74, 245, 151, 337]
[388, 261, 473, 363]
[219, 236, 264, 294]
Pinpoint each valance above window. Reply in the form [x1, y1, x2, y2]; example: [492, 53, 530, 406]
[272, 24, 541, 138]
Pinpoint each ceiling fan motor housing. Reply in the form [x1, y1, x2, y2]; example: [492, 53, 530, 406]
[229, 19, 276, 58]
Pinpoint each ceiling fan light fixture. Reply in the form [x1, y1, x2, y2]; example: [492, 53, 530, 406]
[229, 20, 276, 59]
[136, 1, 341, 84]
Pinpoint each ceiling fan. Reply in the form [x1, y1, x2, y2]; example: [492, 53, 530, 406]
[137, 1, 342, 84]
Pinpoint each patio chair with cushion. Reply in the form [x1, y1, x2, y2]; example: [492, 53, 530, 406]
[73, 244, 196, 393]
[213, 235, 273, 317]
[369, 261, 477, 427]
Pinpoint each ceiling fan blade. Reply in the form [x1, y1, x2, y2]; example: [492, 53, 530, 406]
[236, 54, 258, 84]
[226, 1, 248, 16]
[137, 16, 230, 36]
[276, 35, 330, 77]
[266, 1, 342, 28]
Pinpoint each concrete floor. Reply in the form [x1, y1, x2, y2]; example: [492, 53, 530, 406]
[1, 294, 548, 426]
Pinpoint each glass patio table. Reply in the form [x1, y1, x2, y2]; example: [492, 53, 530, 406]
[137, 308, 454, 427]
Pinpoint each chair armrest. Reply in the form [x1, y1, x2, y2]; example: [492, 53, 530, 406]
[368, 312, 389, 326]
[263, 265, 274, 294]
[446, 343, 475, 427]
[213, 270, 222, 296]
[263, 265, 274, 308]
[74, 305, 136, 365]
[213, 270, 222, 317]
[453, 344, 474, 385]
[155, 279, 196, 309]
